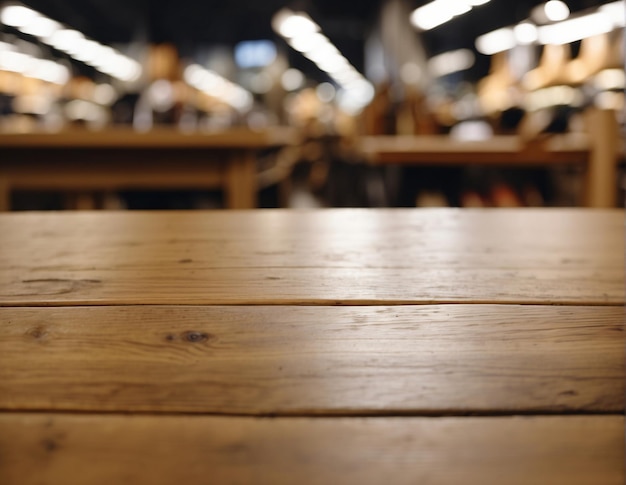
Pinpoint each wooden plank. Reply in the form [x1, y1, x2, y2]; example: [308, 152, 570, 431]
[0, 210, 622, 306]
[0, 126, 298, 149]
[359, 134, 590, 165]
[0, 414, 622, 485]
[1, 159, 224, 191]
[0, 305, 621, 414]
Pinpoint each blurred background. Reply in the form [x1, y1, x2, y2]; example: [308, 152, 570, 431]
[0, 0, 624, 210]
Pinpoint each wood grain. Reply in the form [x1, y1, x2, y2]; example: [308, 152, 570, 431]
[0, 209, 622, 306]
[0, 305, 622, 414]
[0, 414, 622, 485]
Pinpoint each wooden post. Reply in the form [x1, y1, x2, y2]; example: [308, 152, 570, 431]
[585, 109, 619, 208]
[225, 151, 257, 209]
[0, 176, 9, 211]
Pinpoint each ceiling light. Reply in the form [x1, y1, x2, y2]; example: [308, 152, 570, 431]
[47, 29, 85, 52]
[0, 51, 33, 73]
[544, 1, 570, 22]
[0, 5, 39, 28]
[184, 64, 252, 112]
[514, 22, 538, 44]
[538, 12, 613, 44]
[27, 59, 69, 84]
[288, 33, 329, 53]
[317, 56, 350, 74]
[599, 1, 626, 28]
[0, 4, 142, 83]
[411, 0, 491, 31]
[274, 11, 319, 38]
[69, 39, 102, 63]
[476, 27, 516, 55]
[273, 8, 373, 113]
[19, 16, 60, 38]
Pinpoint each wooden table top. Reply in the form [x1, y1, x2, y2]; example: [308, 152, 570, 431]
[0, 126, 299, 149]
[358, 134, 593, 165]
[0, 209, 622, 306]
[0, 209, 623, 484]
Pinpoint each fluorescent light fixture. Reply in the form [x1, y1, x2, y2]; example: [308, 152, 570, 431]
[599, 1, 626, 28]
[0, 49, 69, 84]
[288, 33, 328, 53]
[514, 22, 538, 44]
[273, 8, 373, 113]
[0, 4, 38, 27]
[428, 49, 475, 77]
[273, 9, 319, 38]
[477, 1, 620, 54]
[184, 63, 253, 112]
[411, 0, 491, 31]
[538, 12, 613, 44]
[476, 27, 516, 55]
[0, 41, 15, 52]
[47, 29, 84, 51]
[27, 58, 69, 84]
[544, 1, 570, 22]
[0, 3, 142, 83]
[20, 16, 61, 38]
[0, 51, 33, 73]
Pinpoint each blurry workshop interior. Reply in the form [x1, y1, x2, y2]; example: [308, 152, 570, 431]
[0, 0, 623, 210]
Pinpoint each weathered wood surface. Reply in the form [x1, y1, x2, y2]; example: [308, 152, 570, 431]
[0, 414, 622, 485]
[0, 305, 622, 414]
[0, 209, 622, 306]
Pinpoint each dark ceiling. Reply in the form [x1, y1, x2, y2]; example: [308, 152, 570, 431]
[12, 0, 614, 79]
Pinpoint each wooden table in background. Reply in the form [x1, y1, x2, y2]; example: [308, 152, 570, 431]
[359, 109, 623, 208]
[0, 127, 297, 211]
[0, 209, 623, 484]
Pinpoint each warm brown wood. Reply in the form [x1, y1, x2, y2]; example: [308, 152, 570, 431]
[359, 133, 590, 165]
[225, 151, 257, 209]
[0, 305, 622, 414]
[0, 176, 9, 212]
[586, 109, 619, 208]
[0, 127, 297, 210]
[0, 414, 622, 485]
[0, 209, 622, 306]
[0, 126, 298, 149]
[359, 119, 623, 208]
[2, 158, 224, 190]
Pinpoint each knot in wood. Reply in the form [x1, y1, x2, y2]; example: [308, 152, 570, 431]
[183, 331, 210, 343]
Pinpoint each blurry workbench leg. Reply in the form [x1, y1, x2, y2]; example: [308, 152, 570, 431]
[225, 151, 257, 209]
[586, 109, 619, 208]
[0, 176, 9, 211]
